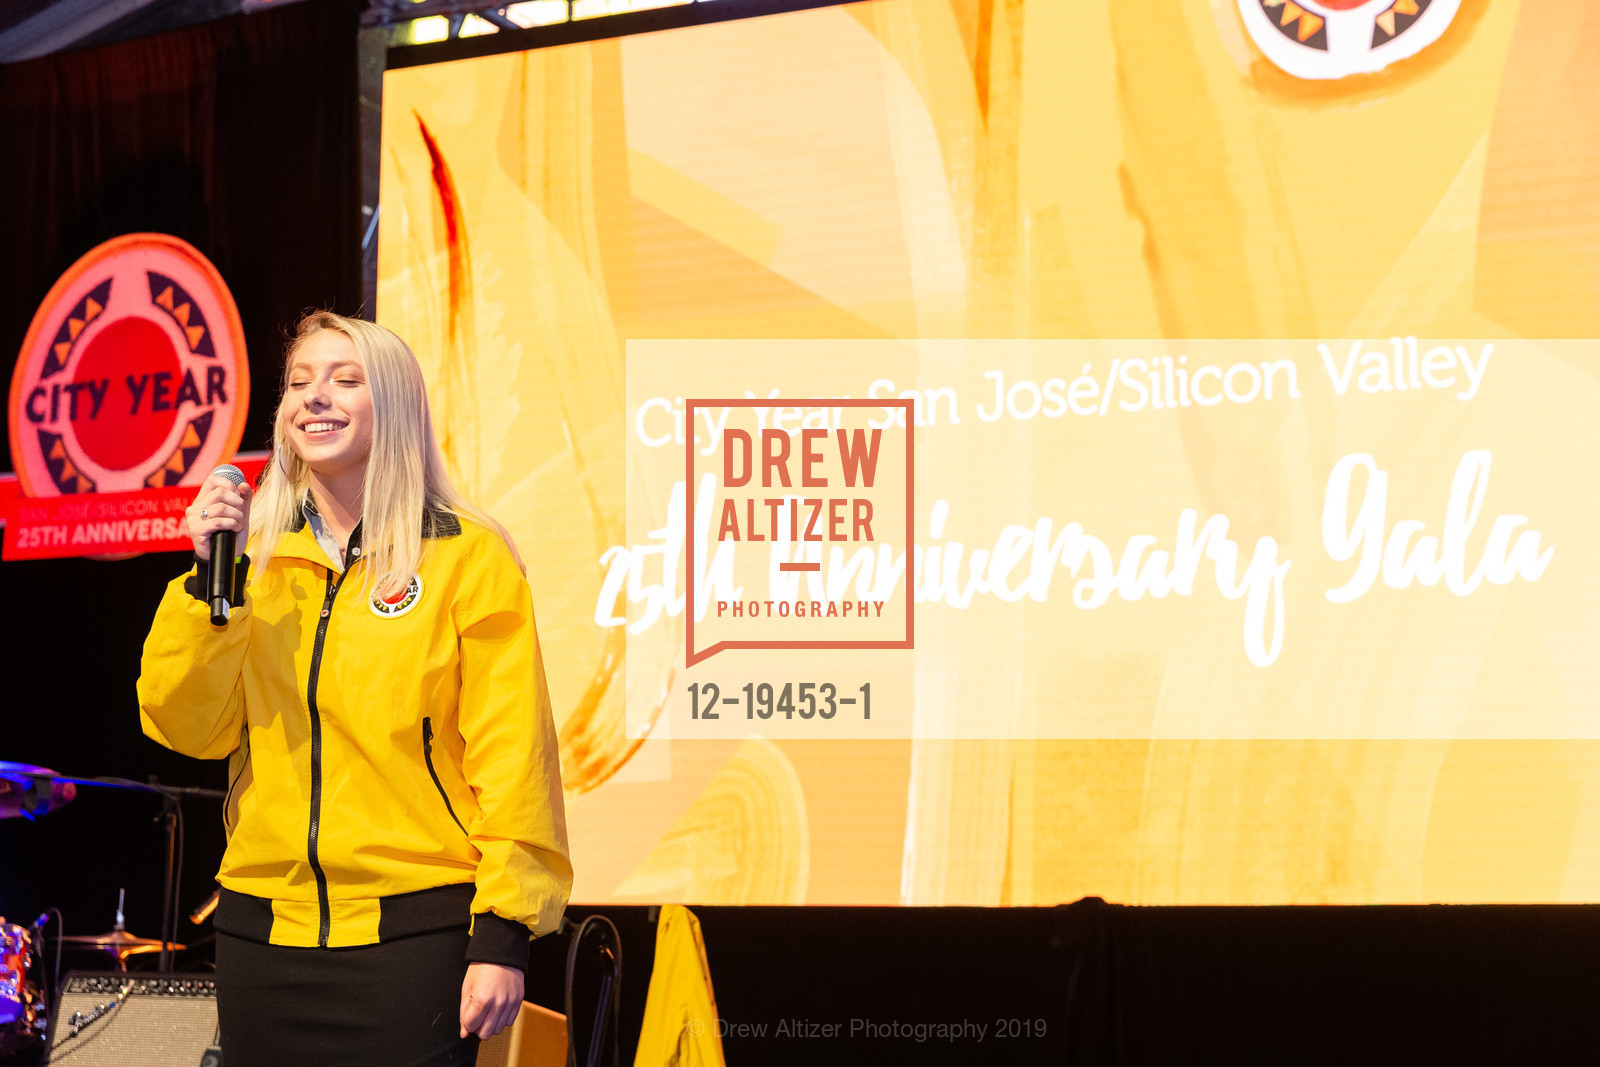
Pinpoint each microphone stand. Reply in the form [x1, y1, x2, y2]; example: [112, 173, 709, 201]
[10, 771, 224, 973]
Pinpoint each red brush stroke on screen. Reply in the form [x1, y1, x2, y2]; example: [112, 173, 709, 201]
[414, 113, 471, 341]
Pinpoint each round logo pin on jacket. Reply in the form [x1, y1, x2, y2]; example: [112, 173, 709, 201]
[8, 233, 249, 497]
[371, 574, 423, 618]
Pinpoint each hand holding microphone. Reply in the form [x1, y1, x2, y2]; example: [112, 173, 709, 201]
[185, 465, 253, 624]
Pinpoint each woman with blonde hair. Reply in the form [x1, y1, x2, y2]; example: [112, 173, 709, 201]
[139, 311, 571, 1067]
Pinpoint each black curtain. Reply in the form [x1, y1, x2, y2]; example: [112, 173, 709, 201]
[539, 901, 1600, 1067]
[0, 0, 361, 953]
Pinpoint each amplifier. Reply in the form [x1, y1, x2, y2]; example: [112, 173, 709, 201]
[478, 1000, 568, 1067]
[46, 972, 220, 1066]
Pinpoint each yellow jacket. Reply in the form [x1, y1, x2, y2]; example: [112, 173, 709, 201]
[138, 507, 572, 965]
[633, 905, 726, 1067]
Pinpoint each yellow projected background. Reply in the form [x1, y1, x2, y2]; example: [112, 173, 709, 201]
[378, 0, 1600, 906]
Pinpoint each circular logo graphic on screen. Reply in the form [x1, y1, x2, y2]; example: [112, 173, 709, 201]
[1236, 0, 1460, 79]
[7, 233, 249, 497]
[371, 575, 423, 618]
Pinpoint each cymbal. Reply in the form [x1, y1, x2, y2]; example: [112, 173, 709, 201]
[0, 761, 76, 819]
[60, 929, 186, 955]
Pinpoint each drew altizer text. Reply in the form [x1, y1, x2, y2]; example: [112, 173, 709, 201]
[677, 397, 916, 665]
[709, 1016, 1044, 1043]
[715, 428, 880, 545]
[711, 426, 889, 621]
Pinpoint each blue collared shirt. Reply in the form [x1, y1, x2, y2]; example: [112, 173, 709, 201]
[302, 498, 349, 570]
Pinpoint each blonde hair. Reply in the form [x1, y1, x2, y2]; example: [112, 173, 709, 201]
[250, 311, 520, 597]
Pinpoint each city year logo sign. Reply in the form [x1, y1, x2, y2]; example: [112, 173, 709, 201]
[3, 234, 252, 559]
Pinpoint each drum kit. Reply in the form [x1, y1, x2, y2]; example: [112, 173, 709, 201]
[0, 761, 223, 1063]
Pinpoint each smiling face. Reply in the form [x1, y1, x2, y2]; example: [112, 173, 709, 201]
[279, 329, 374, 479]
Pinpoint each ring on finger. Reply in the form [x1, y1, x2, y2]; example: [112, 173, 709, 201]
[201, 507, 209, 520]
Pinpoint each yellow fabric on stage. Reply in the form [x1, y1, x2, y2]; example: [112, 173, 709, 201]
[632, 906, 725, 1067]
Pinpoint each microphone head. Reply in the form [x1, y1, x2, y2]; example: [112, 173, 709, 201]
[211, 463, 247, 487]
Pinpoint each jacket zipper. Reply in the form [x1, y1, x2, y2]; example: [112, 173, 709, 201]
[305, 569, 344, 947]
[422, 717, 467, 835]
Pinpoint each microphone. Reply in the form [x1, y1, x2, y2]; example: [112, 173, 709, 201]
[208, 464, 247, 625]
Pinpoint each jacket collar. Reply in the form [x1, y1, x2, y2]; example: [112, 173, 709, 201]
[274, 494, 462, 571]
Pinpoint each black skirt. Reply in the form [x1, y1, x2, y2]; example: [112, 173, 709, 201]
[215, 927, 479, 1067]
